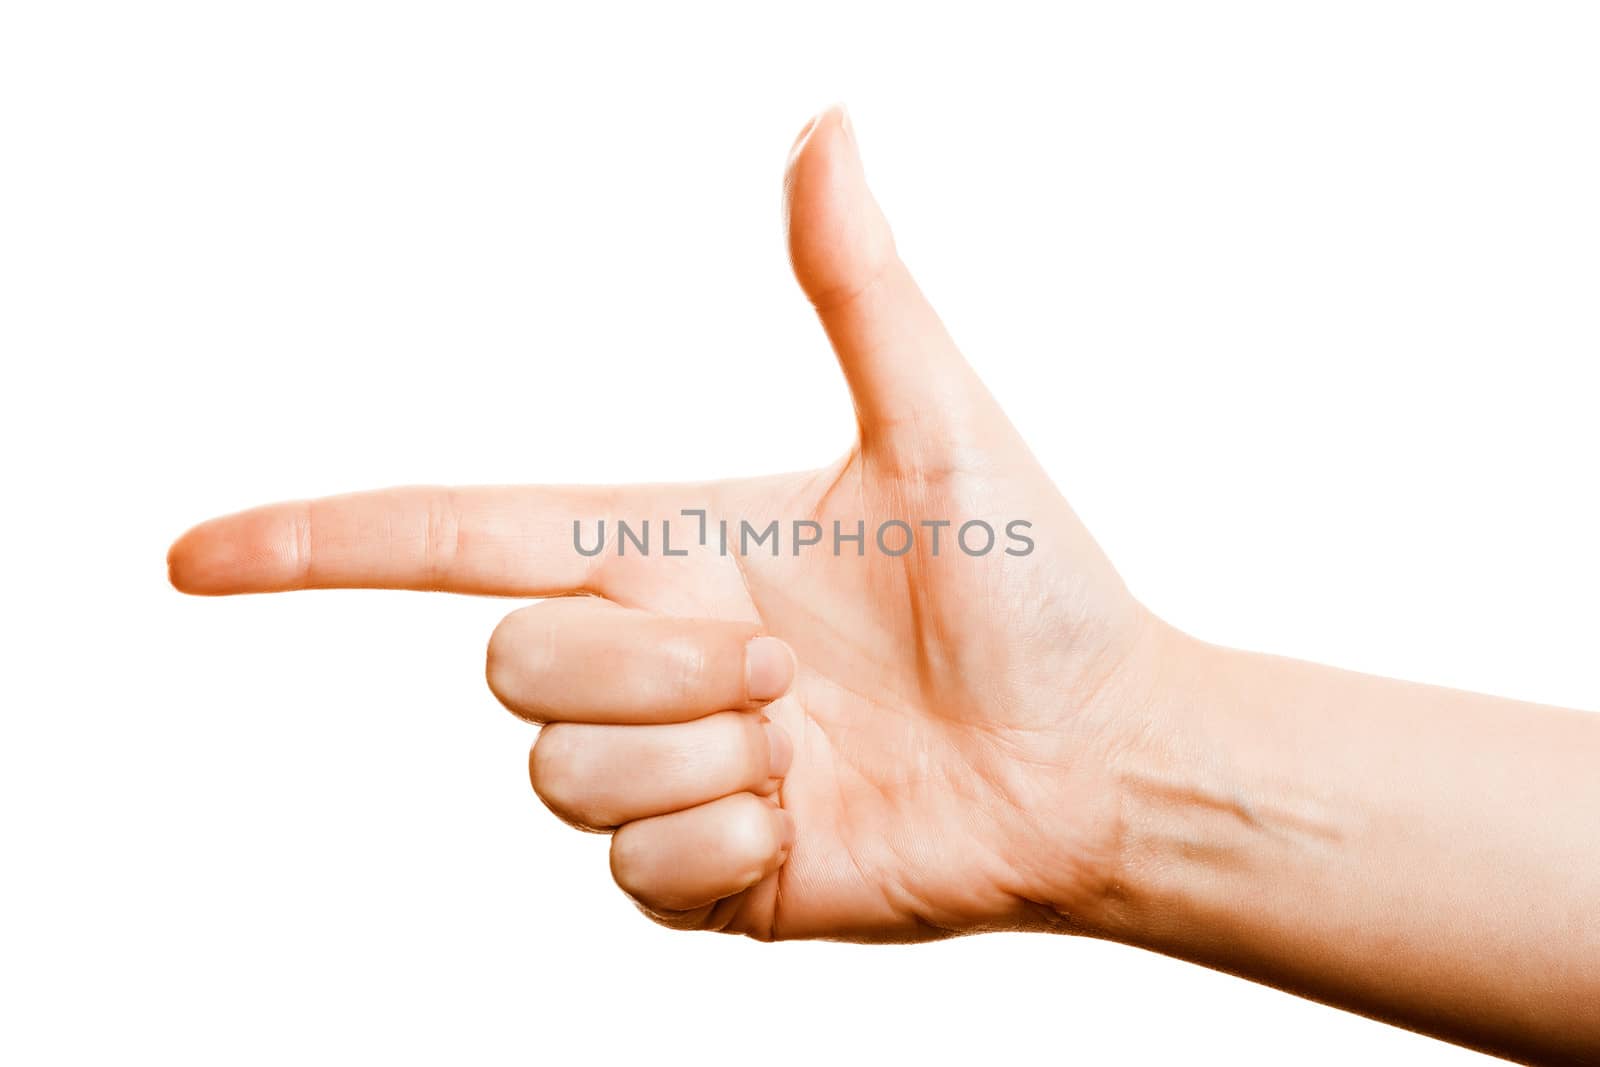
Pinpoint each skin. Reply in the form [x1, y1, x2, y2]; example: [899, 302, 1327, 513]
[168, 108, 1600, 1063]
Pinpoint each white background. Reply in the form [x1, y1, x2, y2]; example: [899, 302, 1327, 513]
[3, 2, 1596, 1063]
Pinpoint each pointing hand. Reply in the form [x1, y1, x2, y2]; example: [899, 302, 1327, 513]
[169, 107, 1155, 940]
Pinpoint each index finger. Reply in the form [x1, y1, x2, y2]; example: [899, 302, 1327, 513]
[167, 484, 626, 597]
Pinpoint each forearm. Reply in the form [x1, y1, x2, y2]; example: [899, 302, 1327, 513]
[1096, 625, 1600, 1062]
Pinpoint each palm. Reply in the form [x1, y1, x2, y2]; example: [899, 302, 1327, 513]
[587, 436, 1137, 939]
[168, 108, 1144, 942]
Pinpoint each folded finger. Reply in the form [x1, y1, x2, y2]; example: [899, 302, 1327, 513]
[610, 792, 794, 915]
[487, 597, 795, 724]
[529, 711, 793, 830]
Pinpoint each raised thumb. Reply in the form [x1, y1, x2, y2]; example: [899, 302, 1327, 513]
[784, 106, 998, 462]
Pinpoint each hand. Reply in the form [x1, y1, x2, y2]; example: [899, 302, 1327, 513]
[168, 107, 1162, 941]
[168, 107, 1600, 1060]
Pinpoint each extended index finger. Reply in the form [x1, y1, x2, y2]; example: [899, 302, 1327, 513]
[167, 484, 625, 597]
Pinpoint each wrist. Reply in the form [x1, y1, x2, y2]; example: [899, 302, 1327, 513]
[1067, 625, 1600, 1061]
[1017, 614, 1219, 938]
[1073, 625, 1344, 947]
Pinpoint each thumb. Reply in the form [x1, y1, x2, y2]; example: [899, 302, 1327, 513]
[785, 106, 1001, 463]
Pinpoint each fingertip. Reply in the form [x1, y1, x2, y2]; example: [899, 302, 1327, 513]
[774, 805, 796, 863]
[760, 713, 794, 779]
[744, 635, 796, 703]
[736, 794, 794, 878]
[166, 509, 299, 595]
[166, 532, 191, 593]
[784, 103, 897, 310]
[787, 108, 822, 161]
[167, 521, 219, 594]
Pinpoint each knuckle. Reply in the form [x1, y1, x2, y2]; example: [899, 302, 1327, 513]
[608, 823, 650, 899]
[528, 725, 596, 828]
[661, 637, 707, 707]
[421, 488, 461, 586]
[486, 604, 558, 721]
[611, 839, 707, 926]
